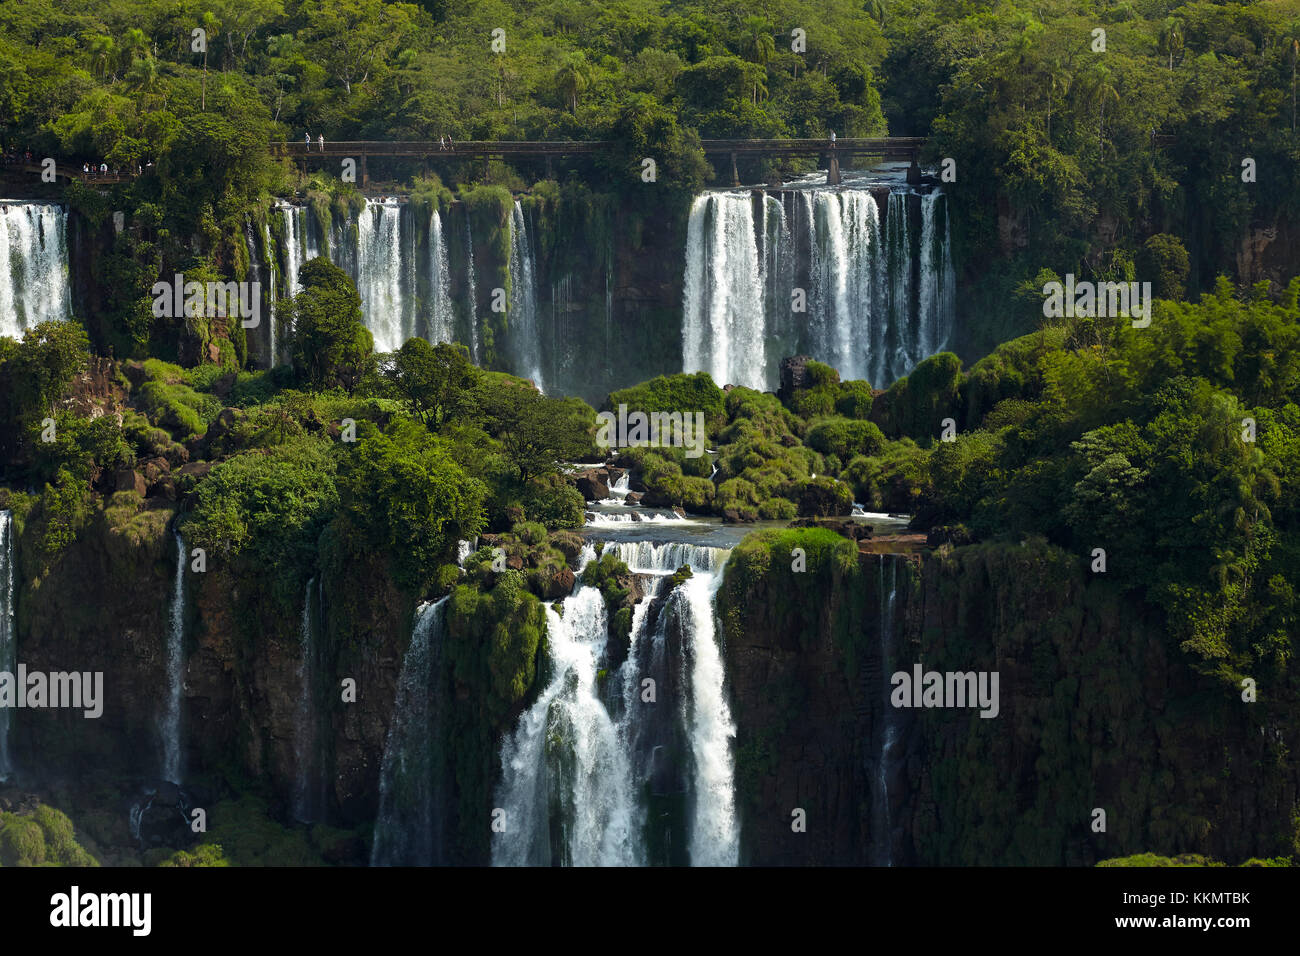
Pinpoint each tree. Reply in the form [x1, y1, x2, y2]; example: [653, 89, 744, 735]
[1157, 18, 1184, 71]
[0, 320, 90, 475]
[298, 0, 414, 96]
[199, 12, 221, 110]
[120, 28, 148, 75]
[555, 52, 590, 114]
[1138, 234, 1190, 300]
[336, 420, 486, 591]
[1086, 65, 1120, 154]
[386, 338, 475, 429]
[484, 383, 593, 483]
[88, 35, 116, 82]
[739, 17, 775, 103]
[287, 258, 374, 393]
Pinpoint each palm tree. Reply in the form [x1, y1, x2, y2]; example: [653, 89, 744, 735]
[1157, 18, 1183, 71]
[126, 56, 161, 108]
[120, 28, 147, 74]
[1045, 59, 1070, 143]
[740, 16, 775, 103]
[1087, 66, 1120, 154]
[555, 53, 589, 114]
[89, 34, 116, 82]
[199, 12, 221, 110]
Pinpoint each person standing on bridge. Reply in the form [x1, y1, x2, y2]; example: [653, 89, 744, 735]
[830, 130, 836, 144]
[318, 134, 325, 153]
[305, 132, 310, 147]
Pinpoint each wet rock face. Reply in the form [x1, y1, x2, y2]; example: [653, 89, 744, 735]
[129, 782, 201, 849]
[724, 539, 1300, 867]
[721, 552, 878, 865]
[777, 355, 816, 403]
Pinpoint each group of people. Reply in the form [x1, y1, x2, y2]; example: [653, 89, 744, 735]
[299, 132, 457, 151]
[80, 162, 146, 178]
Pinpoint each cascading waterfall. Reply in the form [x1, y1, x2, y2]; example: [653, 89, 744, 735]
[884, 191, 914, 380]
[243, 215, 268, 363]
[918, 190, 956, 359]
[161, 531, 186, 784]
[0, 202, 72, 338]
[492, 541, 737, 866]
[372, 597, 448, 866]
[0, 511, 15, 780]
[875, 554, 900, 867]
[279, 201, 304, 297]
[263, 221, 278, 364]
[492, 582, 639, 866]
[356, 198, 406, 352]
[681, 184, 955, 391]
[508, 201, 544, 390]
[809, 190, 880, 383]
[428, 210, 454, 345]
[681, 193, 767, 393]
[463, 214, 480, 364]
[293, 578, 321, 823]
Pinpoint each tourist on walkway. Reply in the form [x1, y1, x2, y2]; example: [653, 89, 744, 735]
[318, 134, 325, 153]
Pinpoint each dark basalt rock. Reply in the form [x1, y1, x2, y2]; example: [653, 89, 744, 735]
[778, 354, 816, 403]
[129, 783, 199, 850]
[575, 474, 610, 501]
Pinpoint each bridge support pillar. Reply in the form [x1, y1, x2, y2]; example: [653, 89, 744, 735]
[730, 152, 740, 186]
[361, 153, 368, 186]
[484, 156, 491, 182]
[545, 155, 554, 180]
[827, 150, 841, 186]
[906, 151, 921, 186]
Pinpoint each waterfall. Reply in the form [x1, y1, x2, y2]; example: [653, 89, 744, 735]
[279, 202, 304, 297]
[0, 202, 71, 338]
[919, 190, 955, 358]
[463, 213, 480, 364]
[875, 555, 900, 867]
[243, 216, 267, 364]
[681, 193, 766, 391]
[492, 585, 638, 866]
[371, 597, 448, 865]
[0, 511, 15, 780]
[508, 201, 544, 390]
[356, 198, 406, 353]
[678, 561, 738, 866]
[492, 540, 736, 866]
[884, 191, 913, 382]
[429, 210, 454, 344]
[681, 185, 955, 391]
[609, 541, 727, 574]
[809, 191, 880, 382]
[293, 578, 321, 823]
[264, 221, 278, 364]
[161, 531, 186, 784]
